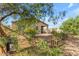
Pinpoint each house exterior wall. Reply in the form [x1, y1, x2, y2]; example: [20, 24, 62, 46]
[35, 21, 48, 34]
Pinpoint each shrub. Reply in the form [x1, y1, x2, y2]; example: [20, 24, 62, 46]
[34, 39, 62, 56]
[35, 39, 48, 49]
[0, 36, 19, 52]
[24, 28, 37, 38]
[0, 37, 7, 47]
[8, 36, 20, 51]
[47, 48, 63, 56]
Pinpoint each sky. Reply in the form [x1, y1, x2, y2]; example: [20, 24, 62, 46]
[5, 3, 79, 28]
[46, 3, 79, 28]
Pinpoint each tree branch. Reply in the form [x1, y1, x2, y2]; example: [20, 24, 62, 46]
[0, 12, 19, 22]
[0, 9, 30, 22]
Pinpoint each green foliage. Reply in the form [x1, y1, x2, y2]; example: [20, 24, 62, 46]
[0, 36, 19, 51]
[0, 37, 7, 47]
[15, 16, 38, 34]
[13, 38, 62, 56]
[14, 47, 62, 56]
[9, 36, 20, 51]
[51, 29, 66, 40]
[24, 28, 37, 38]
[47, 48, 62, 56]
[60, 16, 79, 35]
[0, 3, 66, 25]
[13, 17, 38, 40]
[13, 17, 38, 39]
[34, 39, 62, 56]
[35, 39, 48, 49]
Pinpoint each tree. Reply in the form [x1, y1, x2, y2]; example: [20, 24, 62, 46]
[60, 16, 79, 35]
[15, 16, 38, 33]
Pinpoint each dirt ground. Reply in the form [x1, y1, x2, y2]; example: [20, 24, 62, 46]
[63, 36, 79, 56]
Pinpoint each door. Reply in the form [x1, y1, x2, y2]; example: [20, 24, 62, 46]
[41, 26, 44, 33]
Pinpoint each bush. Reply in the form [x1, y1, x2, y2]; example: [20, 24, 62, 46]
[47, 48, 62, 56]
[0, 36, 19, 51]
[34, 39, 62, 56]
[8, 36, 20, 51]
[0, 37, 7, 47]
[35, 39, 48, 49]
[60, 16, 79, 35]
[24, 28, 37, 38]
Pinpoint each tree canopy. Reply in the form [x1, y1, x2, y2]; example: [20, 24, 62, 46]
[60, 16, 79, 35]
[0, 3, 66, 23]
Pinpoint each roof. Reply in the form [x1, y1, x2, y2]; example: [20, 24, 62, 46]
[37, 20, 48, 26]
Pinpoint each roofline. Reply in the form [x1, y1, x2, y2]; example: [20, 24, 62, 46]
[37, 20, 48, 26]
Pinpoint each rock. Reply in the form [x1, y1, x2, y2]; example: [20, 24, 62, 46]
[0, 46, 6, 56]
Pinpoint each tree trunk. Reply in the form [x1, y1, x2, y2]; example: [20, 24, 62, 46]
[0, 23, 7, 37]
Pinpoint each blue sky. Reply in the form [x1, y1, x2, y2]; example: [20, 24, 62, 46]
[5, 3, 79, 28]
[46, 3, 79, 28]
